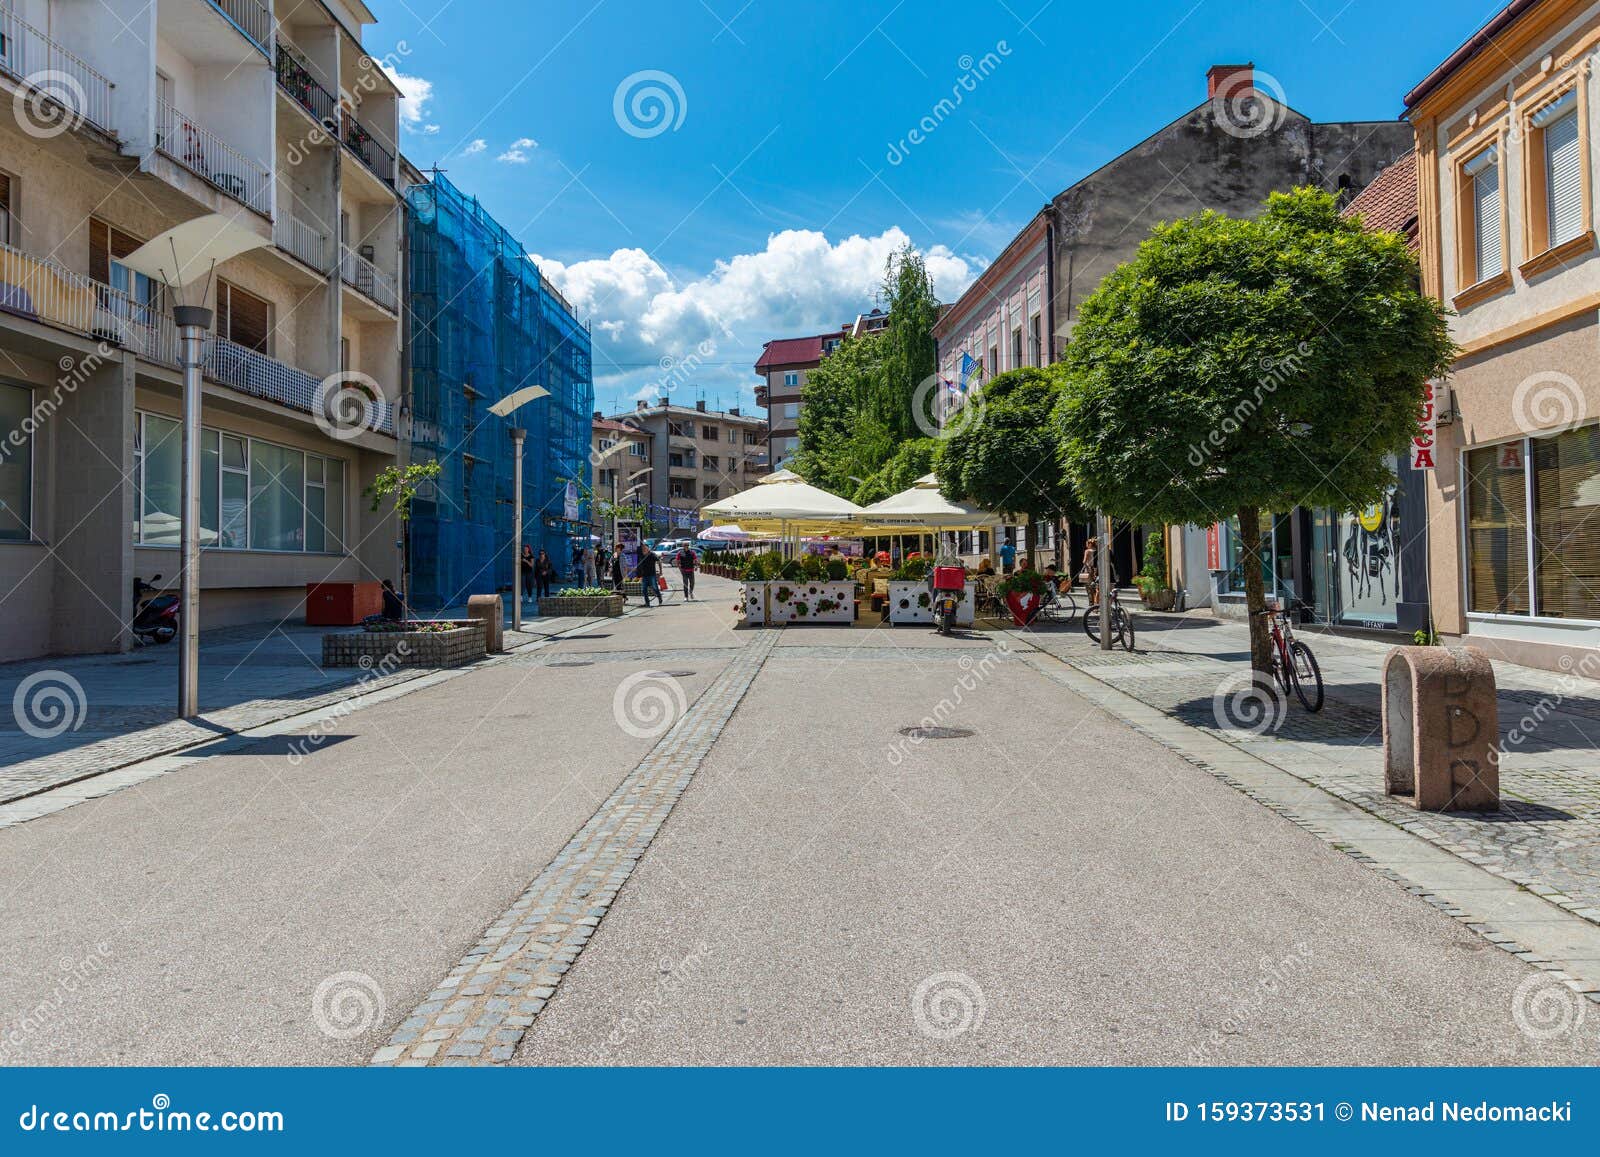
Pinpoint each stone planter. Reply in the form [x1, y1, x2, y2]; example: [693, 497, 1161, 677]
[888, 580, 976, 626]
[322, 621, 486, 669]
[539, 593, 625, 617]
[1139, 587, 1177, 612]
[741, 580, 854, 624]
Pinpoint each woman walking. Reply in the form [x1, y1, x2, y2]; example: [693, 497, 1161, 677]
[520, 544, 536, 604]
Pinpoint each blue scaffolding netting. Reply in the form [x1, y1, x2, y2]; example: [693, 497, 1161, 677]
[404, 173, 594, 610]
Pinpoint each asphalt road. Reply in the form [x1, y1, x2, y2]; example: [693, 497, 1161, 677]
[1, 574, 1595, 1065]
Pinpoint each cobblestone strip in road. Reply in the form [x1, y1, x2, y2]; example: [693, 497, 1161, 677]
[371, 630, 779, 1066]
[1001, 633, 1600, 1007]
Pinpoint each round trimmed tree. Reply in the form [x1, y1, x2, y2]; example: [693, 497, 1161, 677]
[1057, 187, 1454, 673]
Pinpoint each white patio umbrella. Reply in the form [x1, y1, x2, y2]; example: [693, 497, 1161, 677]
[700, 470, 865, 552]
[699, 524, 751, 542]
[858, 473, 1024, 560]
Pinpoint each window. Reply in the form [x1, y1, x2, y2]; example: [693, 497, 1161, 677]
[216, 280, 272, 353]
[704, 454, 719, 471]
[134, 411, 344, 553]
[0, 381, 32, 540]
[704, 484, 719, 501]
[90, 219, 160, 311]
[989, 345, 999, 377]
[0, 171, 12, 246]
[745, 432, 760, 445]
[461, 456, 477, 522]
[1460, 145, 1503, 286]
[1028, 314, 1041, 366]
[780, 403, 799, 420]
[629, 440, 647, 457]
[729, 428, 739, 444]
[783, 371, 799, 388]
[670, 479, 696, 499]
[1465, 442, 1532, 615]
[1011, 327, 1022, 370]
[669, 420, 693, 437]
[598, 437, 616, 454]
[1533, 428, 1600, 618]
[702, 424, 717, 440]
[1527, 90, 1586, 257]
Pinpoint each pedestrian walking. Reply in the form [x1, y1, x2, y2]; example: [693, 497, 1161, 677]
[534, 548, 556, 600]
[1080, 537, 1101, 609]
[674, 544, 697, 600]
[636, 544, 661, 607]
[520, 545, 536, 604]
[610, 549, 625, 596]
[583, 547, 598, 586]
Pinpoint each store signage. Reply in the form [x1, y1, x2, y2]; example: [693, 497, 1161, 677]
[564, 480, 580, 521]
[1206, 524, 1221, 571]
[1412, 381, 1437, 469]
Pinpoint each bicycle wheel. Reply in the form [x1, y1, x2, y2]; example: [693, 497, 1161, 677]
[1084, 602, 1112, 642]
[1270, 646, 1291, 695]
[1116, 606, 1135, 652]
[1289, 641, 1323, 712]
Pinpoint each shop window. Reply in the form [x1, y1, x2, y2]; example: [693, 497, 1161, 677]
[248, 440, 305, 551]
[1465, 443, 1531, 615]
[0, 381, 31, 540]
[1533, 426, 1600, 619]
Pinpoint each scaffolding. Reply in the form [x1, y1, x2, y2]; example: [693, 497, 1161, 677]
[404, 172, 594, 610]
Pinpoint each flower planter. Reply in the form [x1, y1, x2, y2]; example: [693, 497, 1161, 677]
[539, 593, 625, 617]
[741, 580, 854, 625]
[887, 581, 976, 626]
[1140, 588, 1177, 612]
[322, 621, 486, 669]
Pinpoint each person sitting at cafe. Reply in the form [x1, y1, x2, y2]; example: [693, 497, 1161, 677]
[976, 557, 995, 576]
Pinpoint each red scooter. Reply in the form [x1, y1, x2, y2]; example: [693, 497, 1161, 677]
[132, 574, 179, 645]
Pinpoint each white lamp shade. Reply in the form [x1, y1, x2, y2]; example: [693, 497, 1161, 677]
[118, 213, 270, 290]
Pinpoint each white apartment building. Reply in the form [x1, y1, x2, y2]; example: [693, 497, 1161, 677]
[0, 0, 405, 661]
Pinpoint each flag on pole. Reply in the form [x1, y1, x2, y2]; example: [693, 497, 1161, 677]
[959, 351, 982, 392]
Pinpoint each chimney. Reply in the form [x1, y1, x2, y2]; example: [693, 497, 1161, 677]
[636, 399, 647, 411]
[728, 406, 740, 416]
[695, 399, 706, 412]
[658, 395, 669, 408]
[1207, 63, 1254, 101]
[593, 410, 603, 422]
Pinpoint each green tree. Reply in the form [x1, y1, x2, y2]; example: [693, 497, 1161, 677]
[877, 244, 940, 442]
[1057, 188, 1454, 672]
[851, 437, 942, 505]
[938, 366, 1086, 557]
[790, 332, 886, 494]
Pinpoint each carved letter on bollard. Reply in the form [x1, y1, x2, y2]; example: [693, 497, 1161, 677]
[1382, 646, 1499, 812]
[467, 594, 505, 654]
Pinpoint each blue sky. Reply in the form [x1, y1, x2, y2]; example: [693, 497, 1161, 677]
[369, 0, 1497, 412]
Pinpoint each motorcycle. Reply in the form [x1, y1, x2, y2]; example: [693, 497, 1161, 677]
[931, 565, 965, 637]
[132, 574, 180, 645]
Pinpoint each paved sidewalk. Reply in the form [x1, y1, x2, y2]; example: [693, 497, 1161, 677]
[0, 605, 626, 806]
[1006, 609, 1600, 927]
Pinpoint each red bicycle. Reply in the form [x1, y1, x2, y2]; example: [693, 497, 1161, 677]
[1256, 600, 1323, 712]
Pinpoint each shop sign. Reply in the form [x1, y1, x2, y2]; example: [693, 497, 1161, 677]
[1206, 524, 1221, 571]
[1412, 381, 1437, 469]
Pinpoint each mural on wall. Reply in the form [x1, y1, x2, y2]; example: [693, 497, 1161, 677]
[1338, 488, 1401, 625]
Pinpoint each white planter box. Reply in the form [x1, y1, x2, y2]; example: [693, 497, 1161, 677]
[887, 580, 975, 625]
[741, 580, 855, 625]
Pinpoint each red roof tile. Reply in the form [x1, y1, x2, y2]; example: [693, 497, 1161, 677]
[754, 330, 845, 372]
[1341, 152, 1418, 251]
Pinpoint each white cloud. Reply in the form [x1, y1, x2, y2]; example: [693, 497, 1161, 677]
[534, 227, 977, 409]
[498, 137, 538, 163]
[381, 65, 439, 136]
[462, 138, 487, 156]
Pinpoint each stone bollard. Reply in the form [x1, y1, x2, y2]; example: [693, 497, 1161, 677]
[466, 594, 505, 654]
[1382, 645, 1499, 812]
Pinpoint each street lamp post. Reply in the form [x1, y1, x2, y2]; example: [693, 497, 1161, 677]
[174, 304, 210, 717]
[509, 427, 526, 634]
[1097, 511, 1113, 652]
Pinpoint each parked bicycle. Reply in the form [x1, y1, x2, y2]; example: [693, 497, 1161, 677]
[1082, 595, 1135, 652]
[1256, 600, 1323, 712]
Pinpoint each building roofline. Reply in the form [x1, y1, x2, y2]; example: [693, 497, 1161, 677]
[933, 208, 1051, 339]
[1404, 0, 1543, 111]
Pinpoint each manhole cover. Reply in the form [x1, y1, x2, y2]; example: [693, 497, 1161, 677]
[659, 670, 697, 677]
[546, 661, 594, 668]
[898, 726, 975, 740]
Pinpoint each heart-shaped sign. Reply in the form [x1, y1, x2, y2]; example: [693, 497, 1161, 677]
[1006, 591, 1037, 626]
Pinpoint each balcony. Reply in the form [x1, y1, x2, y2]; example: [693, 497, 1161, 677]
[157, 99, 272, 216]
[0, 240, 392, 436]
[342, 113, 395, 186]
[340, 244, 398, 312]
[0, 9, 116, 136]
[275, 212, 332, 273]
[275, 43, 337, 130]
[207, 0, 273, 56]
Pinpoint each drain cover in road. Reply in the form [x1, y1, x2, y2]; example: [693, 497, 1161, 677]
[546, 661, 595, 668]
[660, 670, 697, 677]
[899, 726, 975, 740]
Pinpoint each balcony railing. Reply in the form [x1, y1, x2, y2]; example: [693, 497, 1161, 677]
[340, 244, 398, 311]
[275, 43, 337, 129]
[0, 8, 116, 135]
[341, 113, 395, 186]
[276, 212, 331, 273]
[0, 241, 393, 436]
[157, 99, 272, 216]
[207, 0, 272, 56]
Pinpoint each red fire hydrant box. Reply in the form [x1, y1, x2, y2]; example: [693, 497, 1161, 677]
[305, 581, 384, 626]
